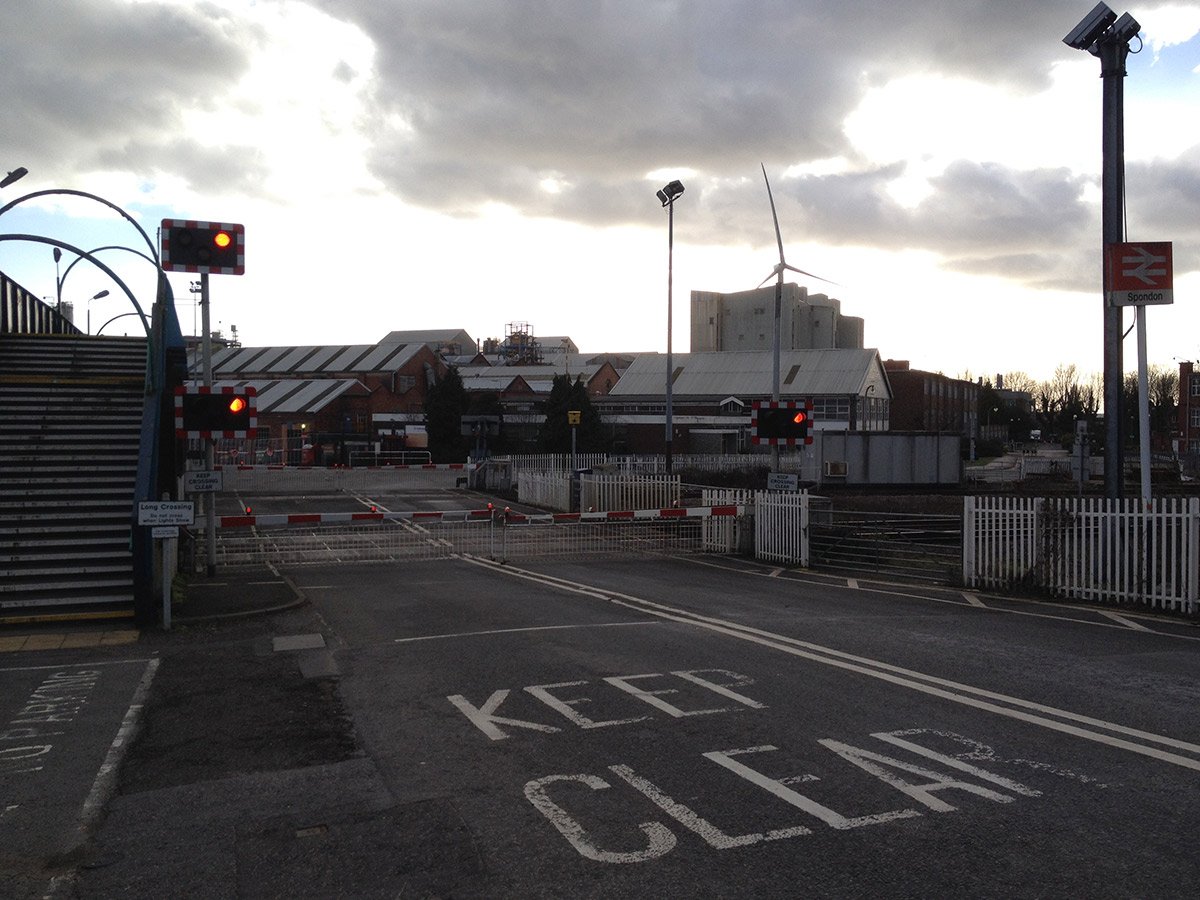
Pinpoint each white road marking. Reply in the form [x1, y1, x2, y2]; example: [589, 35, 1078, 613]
[675, 555, 1196, 640]
[769, 568, 784, 577]
[79, 658, 159, 830]
[1098, 610, 1152, 631]
[462, 557, 1200, 773]
[394, 621, 656, 644]
[962, 593, 986, 608]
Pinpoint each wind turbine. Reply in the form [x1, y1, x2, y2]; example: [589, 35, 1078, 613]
[757, 163, 837, 405]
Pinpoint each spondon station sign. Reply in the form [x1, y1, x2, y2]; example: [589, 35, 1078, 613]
[1105, 241, 1173, 307]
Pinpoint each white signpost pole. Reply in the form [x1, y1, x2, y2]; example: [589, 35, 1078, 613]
[1137, 306, 1151, 511]
[1107, 241, 1173, 512]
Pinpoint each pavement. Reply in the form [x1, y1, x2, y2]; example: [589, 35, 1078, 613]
[0, 565, 364, 900]
[0, 565, 306, 654]
[170, 563, 308, 623]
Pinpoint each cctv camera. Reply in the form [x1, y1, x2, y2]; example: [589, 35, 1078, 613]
[1063, 1, 1116, 50]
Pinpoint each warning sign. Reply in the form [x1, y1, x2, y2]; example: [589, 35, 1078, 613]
[1105, 242, 1173, 307]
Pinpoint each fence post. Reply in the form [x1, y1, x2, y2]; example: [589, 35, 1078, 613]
[962, 496, 975, 587]
[1190, 498, 1200, 615]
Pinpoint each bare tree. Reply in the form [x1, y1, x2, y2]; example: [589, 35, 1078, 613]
[1000, 371, 1039, 395]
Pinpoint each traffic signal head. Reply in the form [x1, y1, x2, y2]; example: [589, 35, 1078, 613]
[175, 386, 257, 438]
[752, 400, 814, 445]
[161, 219, 245, 275]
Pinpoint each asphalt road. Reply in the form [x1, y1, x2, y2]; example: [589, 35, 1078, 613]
[48, 547, 1200, 898]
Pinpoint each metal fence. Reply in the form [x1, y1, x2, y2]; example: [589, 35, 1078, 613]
[964, 496, 1200, 614]
[807, 499, 962, 585]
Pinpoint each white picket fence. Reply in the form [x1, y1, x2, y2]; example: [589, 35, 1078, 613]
[964, 496, 1200, 614]
[516, 471, 680, 512]
[517, 471, 573, 511]
[581, 473, 680, 512]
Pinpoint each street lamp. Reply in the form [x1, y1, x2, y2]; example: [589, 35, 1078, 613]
[657, 179, 684, 473]
[1063, 2, 1141, 500]
[53, 247, 63, 312]
[86, 289, 110, 334]
[0, 167, 28, 189]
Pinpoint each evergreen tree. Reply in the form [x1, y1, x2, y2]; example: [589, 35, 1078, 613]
[538, 375, 607, 453]
[423, 366, 468, 462]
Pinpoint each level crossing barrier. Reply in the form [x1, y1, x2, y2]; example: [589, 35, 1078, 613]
[192, 504, 746, 570]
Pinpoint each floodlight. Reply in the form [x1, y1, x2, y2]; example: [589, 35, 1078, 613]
[657, 180, 684, 207]
[1110, 12, 1140, 44]
[1063, 2, 1116, 50]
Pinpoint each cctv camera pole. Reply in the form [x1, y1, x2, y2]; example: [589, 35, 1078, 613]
[1100, 36, 1129, 500]
[200, 272, 217, 574]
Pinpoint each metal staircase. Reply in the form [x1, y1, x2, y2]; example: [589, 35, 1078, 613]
[0, 334, 147, 618]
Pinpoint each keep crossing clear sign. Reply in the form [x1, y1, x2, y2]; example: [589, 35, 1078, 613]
[1105, 242, 1173, 307]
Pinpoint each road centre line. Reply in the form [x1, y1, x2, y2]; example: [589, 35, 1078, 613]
[461, 556, 1200, 773]
[395, 621, 659, 644]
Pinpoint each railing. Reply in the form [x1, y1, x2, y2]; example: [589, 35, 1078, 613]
[348, 450, 433, 467]
[964, 496, 1200, 614]
[496, 452, 815, 478]
[1, 273, 81, 335]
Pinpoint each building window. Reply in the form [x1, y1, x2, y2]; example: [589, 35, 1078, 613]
[1191, 376, 1200, 397]
[1190, 408, 1200, 429]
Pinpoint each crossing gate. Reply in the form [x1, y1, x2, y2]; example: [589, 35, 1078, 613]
[755, 491, 809, 566]
[807, 497, 962, 584]
[720, 490, 960, 582]
[193, 505, 746, 569]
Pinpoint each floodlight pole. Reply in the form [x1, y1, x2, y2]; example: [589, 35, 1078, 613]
[1100, 36, 1129, 500]
[662, 190, 682, 473]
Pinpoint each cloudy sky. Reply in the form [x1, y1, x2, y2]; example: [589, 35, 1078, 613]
[2, 0, 1199, 383]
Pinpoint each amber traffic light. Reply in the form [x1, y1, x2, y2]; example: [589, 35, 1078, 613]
[161, 219, 245, 275]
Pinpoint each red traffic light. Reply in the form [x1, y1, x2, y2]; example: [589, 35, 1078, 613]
[752, 401, 814, 445]
[228, 396, 247, 414]
[213, 231, 233, 249]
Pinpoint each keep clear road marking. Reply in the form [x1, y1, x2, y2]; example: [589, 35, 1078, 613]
[460, 556, 1200, 774]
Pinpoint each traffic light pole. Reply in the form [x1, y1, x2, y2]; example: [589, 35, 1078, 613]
[201, 272, 217, 575]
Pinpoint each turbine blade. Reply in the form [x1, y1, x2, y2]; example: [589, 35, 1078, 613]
[762, 163, 786, 266]
[782, 263, 840, 287]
